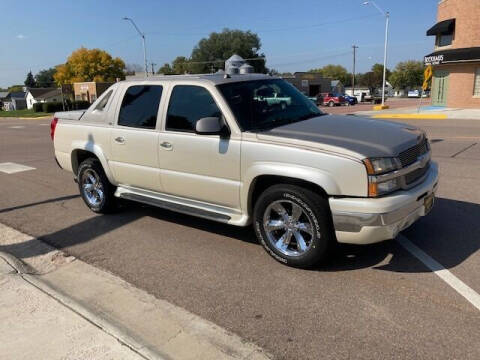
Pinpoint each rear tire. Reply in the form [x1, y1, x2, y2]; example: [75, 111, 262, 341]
[77, 158, 117, 214]
[253, 184, 335, 268]
[328, 101, 335, 107]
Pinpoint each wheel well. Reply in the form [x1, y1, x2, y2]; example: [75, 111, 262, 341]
[71, 149, 99, 176]
[248, 175, 328, 216]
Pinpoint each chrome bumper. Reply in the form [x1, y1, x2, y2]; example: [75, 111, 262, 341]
[329, 162, 438, 245]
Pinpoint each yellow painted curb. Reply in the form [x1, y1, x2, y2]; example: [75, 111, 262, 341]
[372, 113, 447, 119]
[373, 105, 389, 110]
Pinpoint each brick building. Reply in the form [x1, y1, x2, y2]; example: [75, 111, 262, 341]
[73, 82, 114, 103]
[424, 0, 480, 108]
[282, 72, 332, 97]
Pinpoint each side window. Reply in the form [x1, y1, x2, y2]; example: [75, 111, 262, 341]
[118, 85, 163, 129]
[166, 85, 221, 132]
[94, 90, 112, 111]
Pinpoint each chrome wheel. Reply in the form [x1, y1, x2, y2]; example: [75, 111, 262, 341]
[81, 169, 104, 207]
[263, 200, 315, 257]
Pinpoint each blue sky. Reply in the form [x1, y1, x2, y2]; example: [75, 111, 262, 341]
[1, 0, 438, 87]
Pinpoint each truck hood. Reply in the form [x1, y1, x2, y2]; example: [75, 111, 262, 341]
[256, 115, 425, 158]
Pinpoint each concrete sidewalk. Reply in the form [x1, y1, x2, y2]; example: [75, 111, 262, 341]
[354, 106, 480, 120]
[0, 254, 144, 360]
[0, 224, 270, 360]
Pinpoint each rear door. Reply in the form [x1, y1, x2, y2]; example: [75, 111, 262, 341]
[109, 84, 164, 192]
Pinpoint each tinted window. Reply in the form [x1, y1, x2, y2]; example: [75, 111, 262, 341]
[218, 79, 322, 131]
[95, 90, 112, 111]
[118, 85, 163, 129]
[166, 85, 221, 132]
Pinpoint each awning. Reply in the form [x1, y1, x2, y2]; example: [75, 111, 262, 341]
[426, 18, 455, 36]
[424, 47, 480, 65]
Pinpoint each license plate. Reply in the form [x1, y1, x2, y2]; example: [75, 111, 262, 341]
[424, 193, 435, 214]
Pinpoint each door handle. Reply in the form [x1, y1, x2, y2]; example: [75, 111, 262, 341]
[160, 141, 173, 150]
[114, 136, 125, 144]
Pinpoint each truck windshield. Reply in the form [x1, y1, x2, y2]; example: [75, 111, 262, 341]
[217, 79, 324, 131]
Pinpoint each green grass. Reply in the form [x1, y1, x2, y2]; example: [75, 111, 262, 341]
[0, 109, 52, 118]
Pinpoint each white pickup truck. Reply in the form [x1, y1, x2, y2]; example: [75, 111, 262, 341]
[52, 74, 438, 268]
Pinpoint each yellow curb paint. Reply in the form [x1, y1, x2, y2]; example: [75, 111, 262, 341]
[371, 113, 447, 119]
[373, 105, 390, 110]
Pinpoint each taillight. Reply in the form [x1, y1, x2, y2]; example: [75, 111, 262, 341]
[50, 117, 58, 140]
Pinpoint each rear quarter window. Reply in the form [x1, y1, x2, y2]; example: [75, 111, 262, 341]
[118, 85, 163, 129]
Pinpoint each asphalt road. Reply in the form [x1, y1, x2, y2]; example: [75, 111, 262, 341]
[0, 116, 479, 360]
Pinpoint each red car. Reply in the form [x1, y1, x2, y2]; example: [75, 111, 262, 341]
[319, 93, 346, 107]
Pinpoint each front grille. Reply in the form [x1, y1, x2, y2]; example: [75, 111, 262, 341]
[399, 139, 428, 167]
[405, 163, 430, 185]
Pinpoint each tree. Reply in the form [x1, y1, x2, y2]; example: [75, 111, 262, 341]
[389, 60, 424, 90]
[309, 64, 350, 85]
[157, 63, 174, 75]
[24, 71, 36, 88]
[357, 63, 391, 91]
[189, 28, 267, 74]
[8, 85, 23, 93]
[54, 47, 126, 85]
[35, 68, 56, 87]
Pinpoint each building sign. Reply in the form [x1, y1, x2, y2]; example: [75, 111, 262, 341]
[80, 85, 89, 91]
[424, 54, 444, 65]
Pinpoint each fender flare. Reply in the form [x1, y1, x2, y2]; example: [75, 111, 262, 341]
[70, 141, 116, 184]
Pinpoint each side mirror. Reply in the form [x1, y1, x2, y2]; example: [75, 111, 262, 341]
[195, 116, 230, 137]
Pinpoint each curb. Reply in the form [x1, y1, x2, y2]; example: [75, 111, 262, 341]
[0, 251, 166, 360]
[370, 113, 448, 119]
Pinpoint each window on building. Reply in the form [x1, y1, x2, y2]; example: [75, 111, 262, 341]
[118, 85, 163, 129]
[95, 90, 113, 111]
[474, 68, 480, 97]
[436, 33, 453, 47]
[166, 85, 221, 132]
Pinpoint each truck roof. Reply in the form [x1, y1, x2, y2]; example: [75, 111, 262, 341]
[122, 73, 277, 86]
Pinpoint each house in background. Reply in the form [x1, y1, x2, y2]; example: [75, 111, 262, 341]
[331, 80, 345, 94]
[73, 82, 114, 103]
[2, 91, 27, 111]
[25, 88, 62, 109]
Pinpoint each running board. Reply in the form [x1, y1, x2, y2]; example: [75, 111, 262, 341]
[116, 190, 232, 223]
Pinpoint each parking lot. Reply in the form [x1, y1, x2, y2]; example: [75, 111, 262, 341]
[0, 115, 479, 359]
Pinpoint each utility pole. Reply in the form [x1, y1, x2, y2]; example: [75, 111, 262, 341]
[151, 62, 156, 75]
[352, 45, 358, 98]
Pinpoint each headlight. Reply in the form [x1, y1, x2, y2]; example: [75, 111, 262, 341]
[363, 157, 401, 197]
[363, 157, 399, 175]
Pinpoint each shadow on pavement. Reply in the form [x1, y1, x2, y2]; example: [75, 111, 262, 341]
[1, 196, 478, 275]
[0, 194, 80, 214]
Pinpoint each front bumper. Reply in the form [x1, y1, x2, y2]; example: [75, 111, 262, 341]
[329, 162, 438, 244]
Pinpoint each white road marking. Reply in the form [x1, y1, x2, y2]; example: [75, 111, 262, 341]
[8, 126, 25, 129]
[0, 162, 36, 174]
[398, 234, 480, 311]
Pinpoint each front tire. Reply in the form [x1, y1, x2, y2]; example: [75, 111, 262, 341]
[328, 101, 335, 107]
[77, 158, 117, 213]
[253, 185, 335, 268]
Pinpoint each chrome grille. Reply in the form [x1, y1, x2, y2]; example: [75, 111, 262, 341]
[405, 163, 430, 185]
[398, 139, 428, 167]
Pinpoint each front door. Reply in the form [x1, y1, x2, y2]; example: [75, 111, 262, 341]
[109, 85, 163, 192]
[158, 84, 241, 210]
[432, 70, 449, 106]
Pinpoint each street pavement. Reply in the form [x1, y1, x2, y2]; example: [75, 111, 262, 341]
[0, 116, 479, 360]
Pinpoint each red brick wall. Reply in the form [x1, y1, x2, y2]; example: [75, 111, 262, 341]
[437, 0, 480, 49]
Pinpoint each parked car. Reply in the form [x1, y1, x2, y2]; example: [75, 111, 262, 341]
[343, 95, 358, 106]
[319, 93, 346, 107]
[51, 74, 437, 268]
[408, 90, 421, 98]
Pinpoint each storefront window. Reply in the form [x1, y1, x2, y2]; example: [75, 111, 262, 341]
[474, 69, 480, 97]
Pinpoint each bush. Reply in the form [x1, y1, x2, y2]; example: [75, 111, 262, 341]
[33, 103, 44, 112]
[42, 102, 63, 113]
[72, 100, 90, 110]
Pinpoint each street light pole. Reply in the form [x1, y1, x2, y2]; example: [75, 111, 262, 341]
[352, 45, 358, 98]
[122, 17, 148, 77]
[363, 1, 389, 106]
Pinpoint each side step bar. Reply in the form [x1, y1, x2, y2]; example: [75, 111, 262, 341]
[118, 192, 232, 223]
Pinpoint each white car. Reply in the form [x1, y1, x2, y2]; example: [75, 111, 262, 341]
[51, 74, 437, 268]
